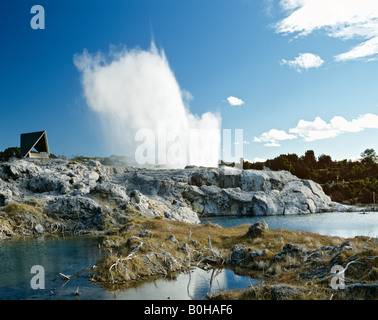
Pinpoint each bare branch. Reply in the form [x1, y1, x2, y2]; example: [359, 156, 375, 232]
[59, 273, 71, 281]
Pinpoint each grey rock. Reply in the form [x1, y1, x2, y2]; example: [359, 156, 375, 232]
[271, 285, 301, 300]
[252, 191, 284, 216]
[228, 246, 268, 265]
[34, 223, 44, 234]
[340, 240, 352, 248]
[0, 159, 364, 237]
[275, 243, 308, 261]
[229, 246, 248, 263]
[93, 182, 129, 203]
[247, 221, 268, 238]
[0, 183, 12, 206]
[250, 249, 268, 259]
[135, 229, 152, 237]
[168, 235, 178, 243]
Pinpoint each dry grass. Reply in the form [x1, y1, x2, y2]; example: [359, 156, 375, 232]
[91, 217, 378, 300]
[0, 199, 51, 237]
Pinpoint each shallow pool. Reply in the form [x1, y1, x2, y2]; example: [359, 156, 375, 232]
[0, 236, 255, 300]
[201, 211, 378, 238]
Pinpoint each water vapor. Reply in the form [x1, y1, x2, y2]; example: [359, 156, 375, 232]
[74, 43, 221, 168]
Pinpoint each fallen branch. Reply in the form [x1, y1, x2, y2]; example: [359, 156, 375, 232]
[109, 259, 128, 283]
[196, 256, 217, 266]
[146, 254, 168, 275]
[319, 260, 364, 283]
[59, 273, 71, 281]
[178, 229, 192, 252]
[208, 236, 220, 257]
[109, 249, 140, 283]
[345, 281, 378, 289]
[153, 250, 181, 272]
[363, 236, 372, 248]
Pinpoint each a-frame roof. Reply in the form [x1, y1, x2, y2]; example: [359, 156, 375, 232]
[20, 131, 50, 158]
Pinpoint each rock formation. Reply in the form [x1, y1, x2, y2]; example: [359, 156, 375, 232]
[0, 158, 354, 237]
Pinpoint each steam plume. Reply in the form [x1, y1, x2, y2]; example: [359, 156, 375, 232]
[74, 43, 221, 168]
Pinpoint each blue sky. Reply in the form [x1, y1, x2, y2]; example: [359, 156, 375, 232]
[1, 0, 378, 164]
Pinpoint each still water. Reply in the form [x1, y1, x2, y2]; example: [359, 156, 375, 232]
[201, 211, 378, 238]
[0, 236, 254, 300]
[1, 211, 377, 300]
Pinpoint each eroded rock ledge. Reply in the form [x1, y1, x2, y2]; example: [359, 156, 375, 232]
[0, 158, 357, 238]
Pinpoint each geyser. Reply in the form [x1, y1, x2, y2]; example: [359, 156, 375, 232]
[74, 43, 221, 168]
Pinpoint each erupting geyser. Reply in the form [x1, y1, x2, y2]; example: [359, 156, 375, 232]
[74, 43, 221, 168]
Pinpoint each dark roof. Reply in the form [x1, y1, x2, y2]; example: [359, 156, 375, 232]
[20, 131, 50, 157]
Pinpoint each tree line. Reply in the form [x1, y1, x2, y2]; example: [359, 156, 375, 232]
[244, 149, 378, 205]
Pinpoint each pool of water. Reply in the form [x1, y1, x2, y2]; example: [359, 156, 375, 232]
[2, 211, 376, 300]
[0, 236, 255, 300]
[201, 211, 378, 238]
[105, 268, 257, 300]
[0, 236, 105, 300]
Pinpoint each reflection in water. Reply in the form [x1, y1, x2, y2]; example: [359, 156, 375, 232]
[0, 236, 255, 300]
[0, 236, 105, 300]
[3, 211, 371, 300]
[107, 268, 257, 300]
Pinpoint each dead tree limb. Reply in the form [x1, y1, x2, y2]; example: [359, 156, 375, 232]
[178, 229, 192, 252]
[208, 236, 220, 257]
[108, 249, 140, 283]
[59, 273, 71, 281]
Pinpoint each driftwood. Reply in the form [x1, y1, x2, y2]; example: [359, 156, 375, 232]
[178, 229, 192, 252]
[74, 287, 80, 298]
[345, 281, 378, 289]
[319, 259, 365, 285]
[207, 236, 221, 259]
[146, 254, 168, 275]
[59, 273, 71, 281]
[109, 249, 140, 283]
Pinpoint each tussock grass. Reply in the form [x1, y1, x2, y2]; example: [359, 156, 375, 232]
[0, 199, 49, 237]
[92, 217, 378, 300]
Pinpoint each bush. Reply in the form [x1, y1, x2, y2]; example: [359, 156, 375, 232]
[247, 149, 378, 204]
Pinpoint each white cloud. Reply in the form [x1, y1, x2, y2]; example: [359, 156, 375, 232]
[254, 113, 378, 147]
[335, 36, 378, 62]
[280, 0, 305, 10]
[253, 157, 267, 163]
[253, 128, 297, 147]
[281, 53, 324, 71]
[276, 0, 378, 62]
[289, 113, 378, 141]
[289, 117, 339, 141]
[227, 96, 244, 106]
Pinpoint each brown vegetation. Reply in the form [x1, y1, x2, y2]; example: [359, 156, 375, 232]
[90, 217, 378, 300]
